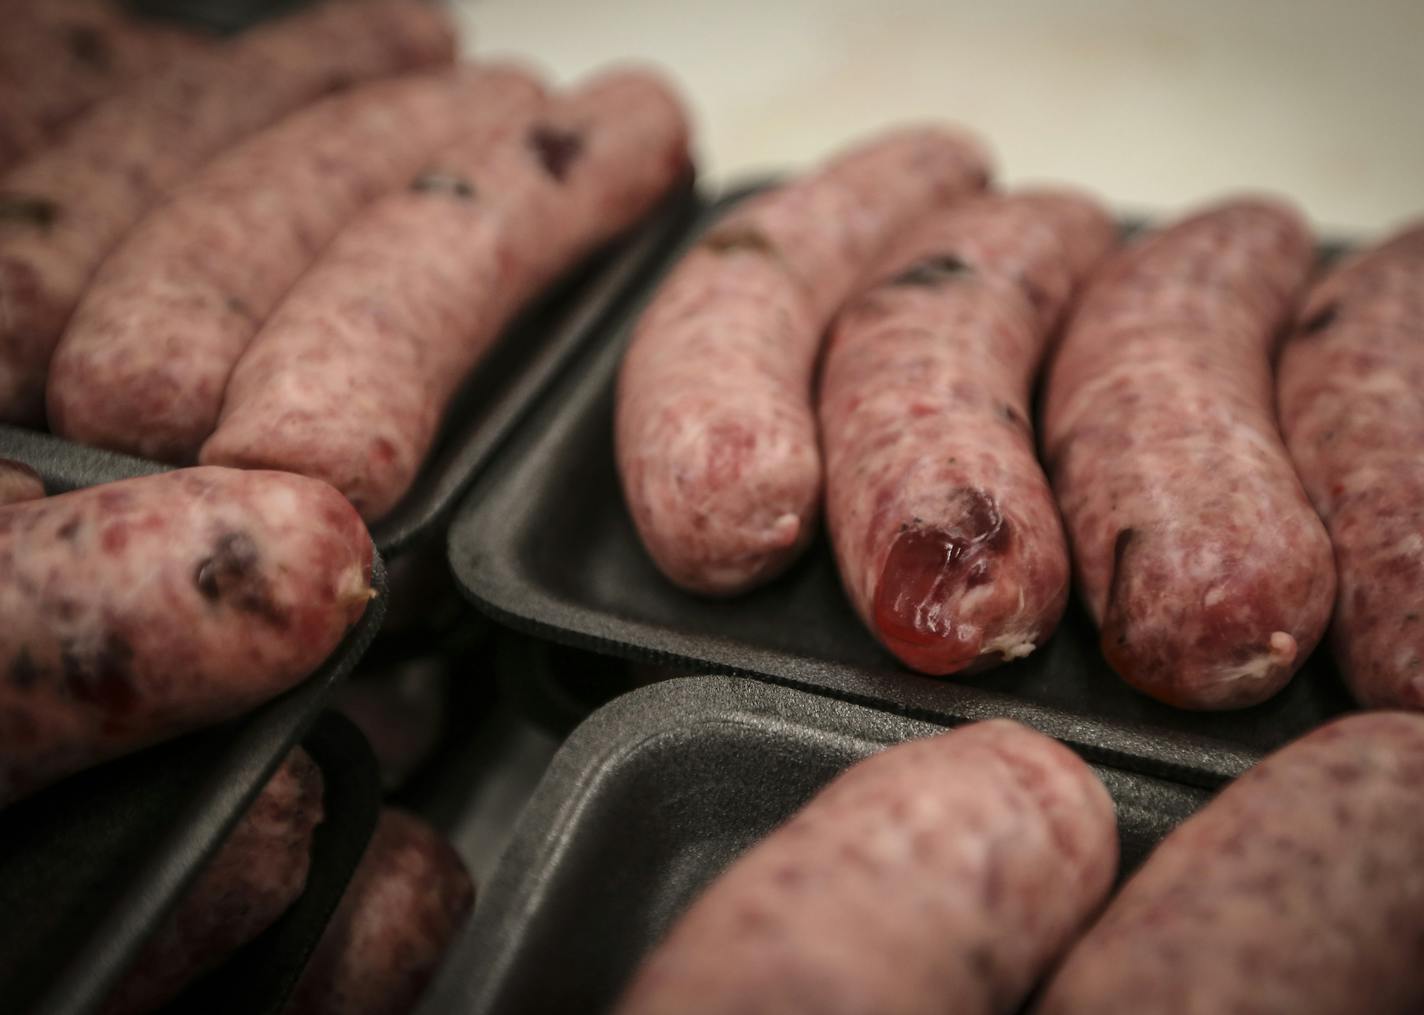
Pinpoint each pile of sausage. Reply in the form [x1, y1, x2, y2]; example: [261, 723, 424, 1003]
[617, 127, 1424, 713]
[0, 442, 482, 1015]
[104, 751, 475, 1015]
[2, 0, 693, 522]
[0, 460, 475, 1013]
[0, 463, 374, 804]
[0, 3, 617, 1005]
[615, 711, 1424, 1015]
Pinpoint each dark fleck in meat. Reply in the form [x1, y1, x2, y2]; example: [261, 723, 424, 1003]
[888, 253, 972, 288]
[194, 531, 288, 627]
[527, 124, 584, 181]
[0, 194, 60, 229]
[66, 26, 112, 70]
[410, 171, 477, 199]
[703, 225, 777, 256]
[1298, 303, 1337, 336]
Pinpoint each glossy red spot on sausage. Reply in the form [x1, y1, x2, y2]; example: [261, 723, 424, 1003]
[872, 488, 1010, 649]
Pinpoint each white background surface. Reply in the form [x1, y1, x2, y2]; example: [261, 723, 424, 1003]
[452, 0, 1424, 236]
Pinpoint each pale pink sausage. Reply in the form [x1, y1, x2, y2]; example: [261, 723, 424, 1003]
[1278, 220, 1424, 709]
[102, 749, 324, 1015]
[48, 62, 545, 463]
[617, 720, 1117, 1015]
[1036, 712, 1424, 1015]
[616, 126, 992, 595]
[200, 67, 692, 521]
[821, 190, 1115, 675]
[0, 0, 455, 425]
[283, 808, 475, 1015]
[1041, 197, 1333, 710]
[0, 467, 373, 804]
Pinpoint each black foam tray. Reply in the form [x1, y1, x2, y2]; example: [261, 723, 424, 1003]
[447, 187, 1357, 790]
[416, 676, 1209, 1015]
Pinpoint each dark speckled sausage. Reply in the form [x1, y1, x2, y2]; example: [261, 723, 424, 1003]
[0, 0, 455, 425]
[1042, 197, 1333, 710]
[0, 457, 44, 506]
[820, 190, 1116, 675]
[616, 720, 1117, 1015]
[0, 466, 373, 804]
[616, 126, 993, 595]
[102, 748, 324, 1015]
[48, 63, 545, 463]
[1035, 711, 1424, 1015]
[200, 67, 692, 521]
[1278, 222, 1424, 710]
[284, 808, 474, 1015]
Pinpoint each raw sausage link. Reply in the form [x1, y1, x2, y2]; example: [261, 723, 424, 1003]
[0, 0, 214, 172]
[1035, 712, 1424, 1015]
[616, 720, 1117, 1015]
[616, 126, 992, 595]
[102, 748, 324, 1015]
[0, 0, 455, 425]
[48, 62, 546, 462]
[0, 457, 45, 506]
[821, 190, 1115, 675]
[0, 466, 373, 804]
[200, 67, 692, 521]
[1041, 197, 1332, 709]
[1277, 221, 1424, 708]
[284, 808, 474, 1015]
